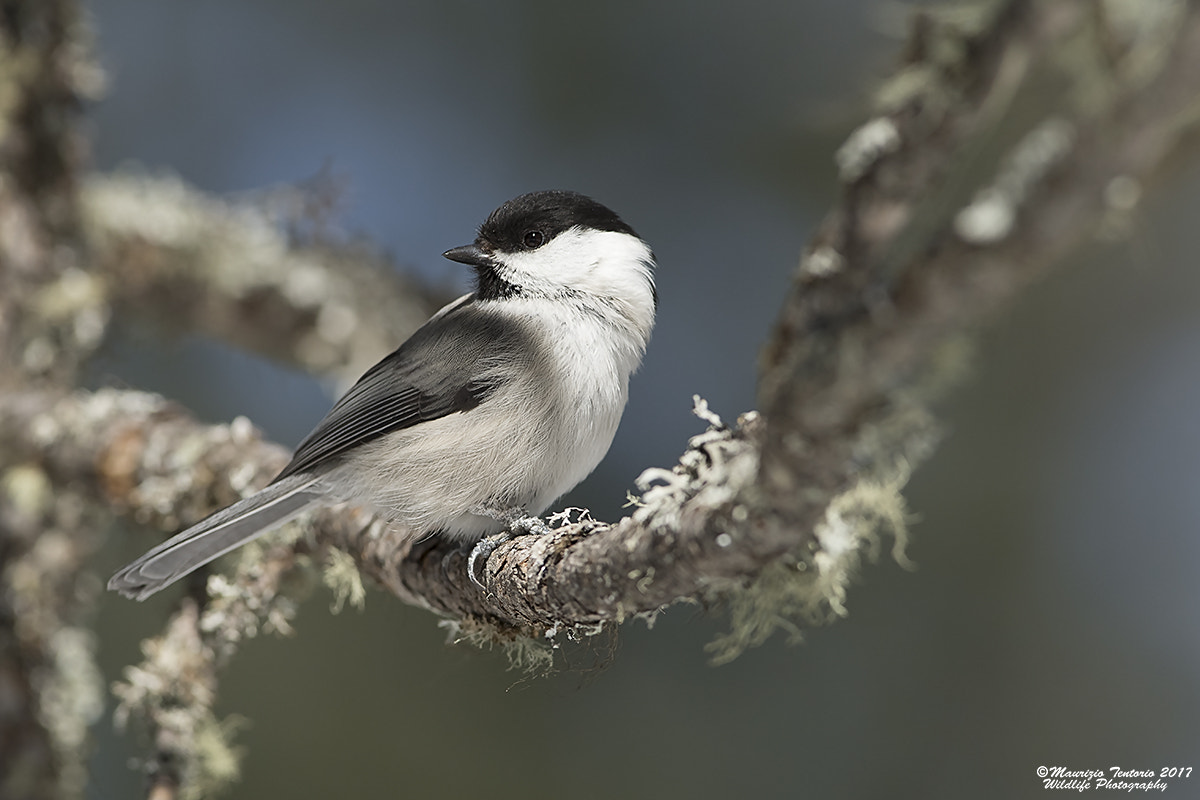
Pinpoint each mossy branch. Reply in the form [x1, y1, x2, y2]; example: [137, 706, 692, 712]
[80, 171, 451, 389]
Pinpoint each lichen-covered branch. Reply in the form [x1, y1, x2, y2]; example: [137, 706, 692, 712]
[754, 0, 1200, 573]
[0, 2, 107, 798]
[80, 171, 450, 389]
[111, 560, 309, 798]
[1, 390, 322, 797]
[0, 389, 768, 635]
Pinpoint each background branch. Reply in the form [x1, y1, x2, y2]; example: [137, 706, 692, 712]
[0, 2, 105, 797]
[81, 171, 449, 388]
[758, 0, 1200, 554]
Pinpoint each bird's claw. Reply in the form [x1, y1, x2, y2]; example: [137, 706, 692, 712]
[468, 532, 512, 589]
[464, 504, 552, 589]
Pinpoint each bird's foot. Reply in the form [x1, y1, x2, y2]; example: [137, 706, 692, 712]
[465, 503, 551, 588]
[467, 532, 511, 590]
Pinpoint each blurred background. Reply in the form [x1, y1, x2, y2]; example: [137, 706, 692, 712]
[84, 1, 1200, 798]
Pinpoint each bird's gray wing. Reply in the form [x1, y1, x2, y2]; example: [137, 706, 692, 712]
[274, 294, 532, 481]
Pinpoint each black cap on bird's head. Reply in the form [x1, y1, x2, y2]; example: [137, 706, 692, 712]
[443, 190, 645, 301]
[479, 190, 636, 249]
[443, 190, 637, 265]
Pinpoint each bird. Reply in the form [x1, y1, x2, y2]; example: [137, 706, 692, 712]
[108, 190, 657, 600]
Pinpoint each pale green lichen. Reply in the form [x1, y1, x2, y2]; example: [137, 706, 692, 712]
[323, 548, 366, 614]
[39, 627, 105, 797]
[707, 470, 913, 666]
[1, 463, 52, 522]
[705, 341, 949, 665]
[500, 637, 557, 677]
[440, 618, 557, 678]
[181, 713, 245, 800]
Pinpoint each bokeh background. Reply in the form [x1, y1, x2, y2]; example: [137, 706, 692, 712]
[84, 1, 1200, 798]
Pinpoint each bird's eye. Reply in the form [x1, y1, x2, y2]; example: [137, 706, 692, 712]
[522, 229, 545, 249]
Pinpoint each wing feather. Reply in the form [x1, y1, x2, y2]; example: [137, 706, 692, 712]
[273, 295, 529, 481]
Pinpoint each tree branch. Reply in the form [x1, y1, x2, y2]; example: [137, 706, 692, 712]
[0, 388, 765, 635]
[81, 171, 450, 388]
[0, 1, 107, 797]
[757, 0, 1200, 563]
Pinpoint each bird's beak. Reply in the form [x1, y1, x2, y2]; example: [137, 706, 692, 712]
[442, 244, 492, 268]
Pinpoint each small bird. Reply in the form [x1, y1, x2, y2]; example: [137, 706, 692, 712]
[109, 190, 657, 600]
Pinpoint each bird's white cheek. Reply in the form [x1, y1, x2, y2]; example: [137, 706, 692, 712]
[497, 229, 655, 314]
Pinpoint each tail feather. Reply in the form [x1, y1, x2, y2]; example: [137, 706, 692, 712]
[108, 475, 321, 601]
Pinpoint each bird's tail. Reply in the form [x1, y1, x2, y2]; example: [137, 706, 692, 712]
[108, 474, 321, 601]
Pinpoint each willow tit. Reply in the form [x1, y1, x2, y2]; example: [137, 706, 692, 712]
[109, 190, 657, 600]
